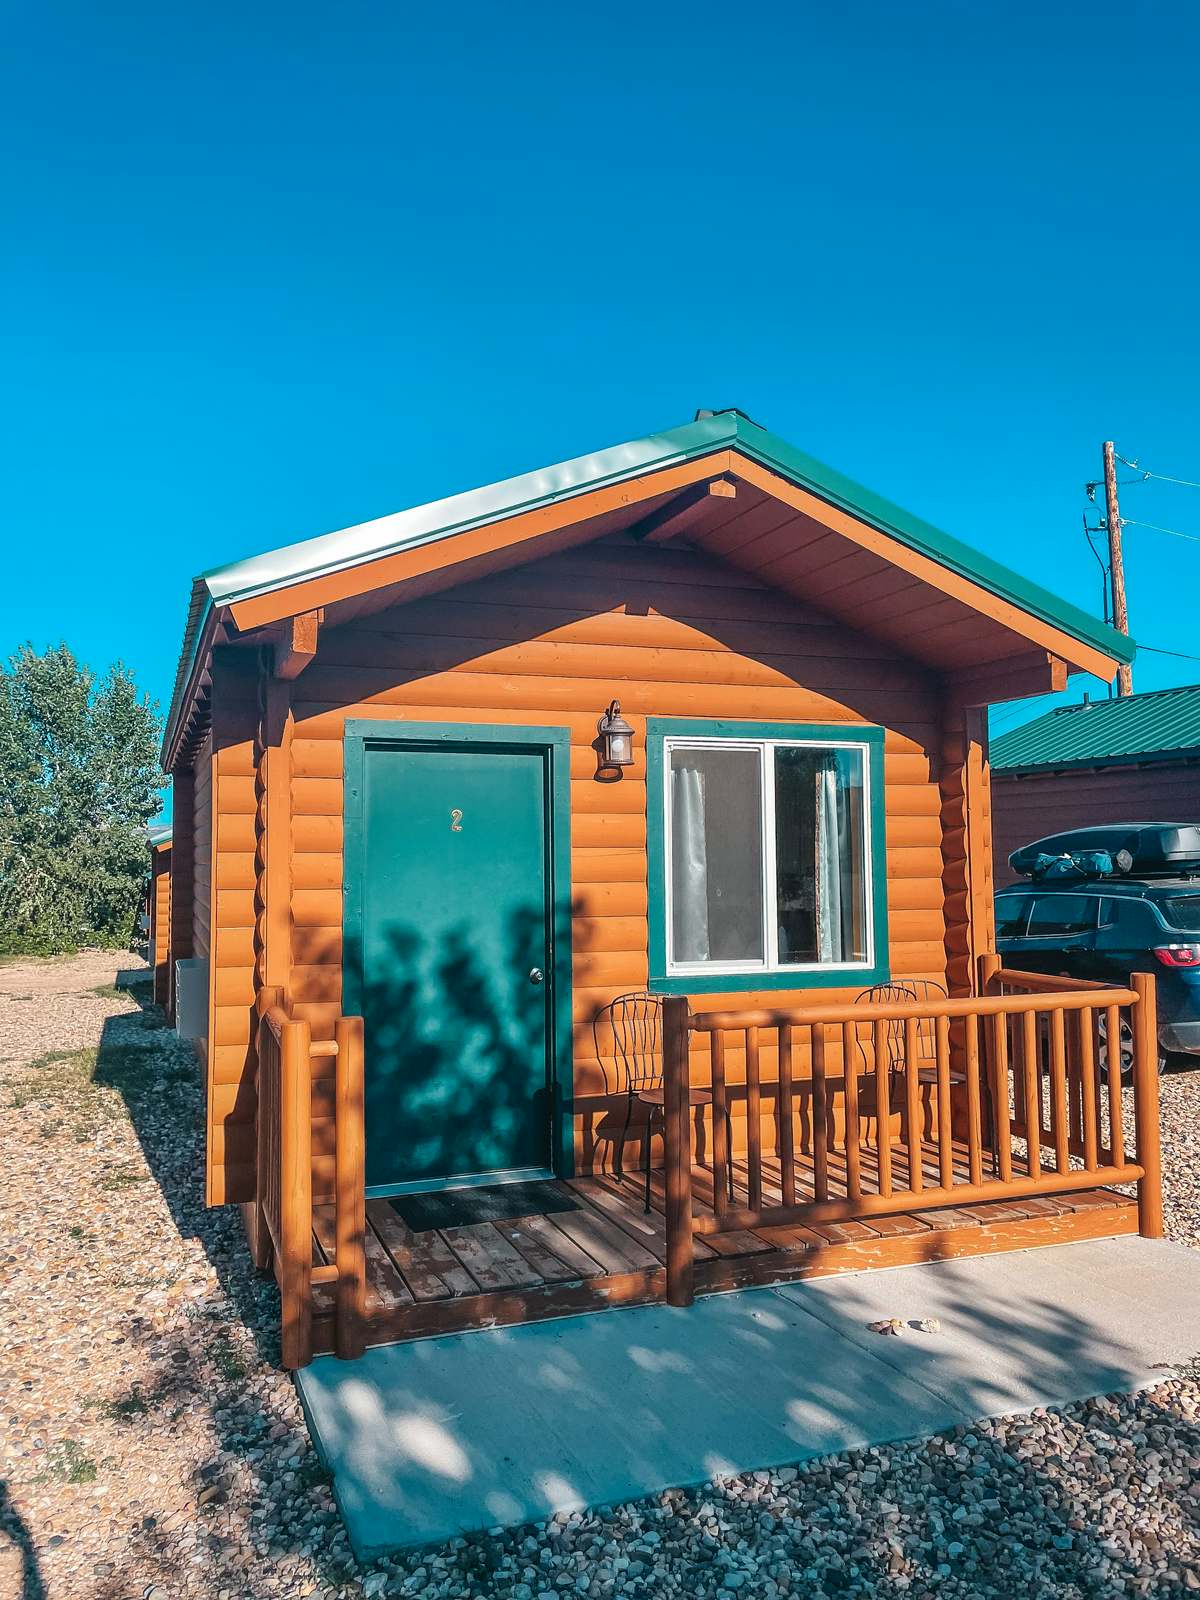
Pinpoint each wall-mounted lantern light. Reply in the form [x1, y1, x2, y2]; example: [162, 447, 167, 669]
[597, 699, 634, 771]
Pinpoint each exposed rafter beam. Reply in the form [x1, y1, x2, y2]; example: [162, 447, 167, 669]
[951, 650, 1068, 708]
[630, 476, 738, 545]
[274, 609, 322, 679]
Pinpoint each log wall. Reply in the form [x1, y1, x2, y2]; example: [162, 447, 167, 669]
[270, 530, 955, 1181]
[993, 759, 1200, 887]
[150, 846, 172, 1009]
[205, 654, 259, 1204]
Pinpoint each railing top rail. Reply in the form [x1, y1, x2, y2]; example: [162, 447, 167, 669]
[989, 967, 1117, 993]
[687, 986, 1138, 1032]
[261, 1005, 290, 1044]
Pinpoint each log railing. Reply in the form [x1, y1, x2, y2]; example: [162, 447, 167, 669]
[661, 964, 1162, 1307]
[255, 986, 366, 1368]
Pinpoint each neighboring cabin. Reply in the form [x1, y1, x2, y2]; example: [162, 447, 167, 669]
[155, 410, 1159, 1366]
[992, 685, 1200, 885]
[147, 824, 172, 1009]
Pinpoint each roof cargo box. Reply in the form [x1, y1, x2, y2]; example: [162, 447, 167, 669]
[1010, 822, 1200, 880]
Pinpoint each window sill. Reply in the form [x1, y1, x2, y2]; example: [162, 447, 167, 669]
[649, 962, 890, 995]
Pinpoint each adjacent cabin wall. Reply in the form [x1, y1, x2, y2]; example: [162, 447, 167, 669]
[277, 530, 950, 1180]
[204, 652, 259, 1205]
[168, 769, 194, 1026]
[193, 731, 213, 971]
[992, 758, 1200, 887]
[151, 846, 172, 1009]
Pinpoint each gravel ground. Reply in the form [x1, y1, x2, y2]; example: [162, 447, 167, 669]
[2, 951, 1199, 1599]
[1160, 1060, 1200, 1249]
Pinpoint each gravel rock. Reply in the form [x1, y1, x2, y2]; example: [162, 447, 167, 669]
[2, 950, 1200, 1598]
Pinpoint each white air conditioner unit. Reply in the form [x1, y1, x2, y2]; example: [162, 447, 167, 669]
[175, 957, 209, 1041]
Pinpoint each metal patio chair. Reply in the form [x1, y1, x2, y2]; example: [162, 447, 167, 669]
[594, 990, 732, 1213]
[856, 978, 951, 1090]
[854, 978, 998, 1175]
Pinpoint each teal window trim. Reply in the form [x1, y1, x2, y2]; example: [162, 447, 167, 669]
[342, 718, 575, 1178]
[645, 717, 890, 994]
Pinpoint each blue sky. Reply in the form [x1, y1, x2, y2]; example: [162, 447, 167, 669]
[3, 0, 1199, 809]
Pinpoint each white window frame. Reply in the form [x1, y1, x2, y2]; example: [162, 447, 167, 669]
[661, 734, 877, 979]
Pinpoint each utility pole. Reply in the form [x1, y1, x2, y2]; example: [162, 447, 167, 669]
[1103, 440, 1134, 697]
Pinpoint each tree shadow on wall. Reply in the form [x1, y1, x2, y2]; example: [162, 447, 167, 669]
[347, 904, 553, 1188]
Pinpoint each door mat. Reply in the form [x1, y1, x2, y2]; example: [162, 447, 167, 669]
[388, 1180, 580, 1233]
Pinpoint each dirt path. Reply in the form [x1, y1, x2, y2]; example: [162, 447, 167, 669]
[0, 951, 357, 1599]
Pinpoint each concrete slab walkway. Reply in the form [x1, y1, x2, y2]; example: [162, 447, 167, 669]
[296, 1236, 1200, 1558]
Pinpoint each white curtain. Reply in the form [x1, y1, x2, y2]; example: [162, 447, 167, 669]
[817, 758, 849, 962]
[671, 763, 710, 962]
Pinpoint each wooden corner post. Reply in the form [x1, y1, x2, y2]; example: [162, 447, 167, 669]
[662, 996, 695, 1308]
[334, 1014, 367, 1359]
[279, 1016, 314, 1369]
[1131, 972, 1163, 1239]
[941, 701, 994, 997]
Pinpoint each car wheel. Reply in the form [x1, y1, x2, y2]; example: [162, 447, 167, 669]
[1096, 1014, 1166, 1080]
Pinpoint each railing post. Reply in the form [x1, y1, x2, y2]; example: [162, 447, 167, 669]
[977, 953, 1003, 1176]
[1131, 972, 1163, 1239]
[279, 1017, 313, 1369]
[252, 985, 284, 1273]
[662, 996, 695, 1308]
[334, 1015, 367, 1359]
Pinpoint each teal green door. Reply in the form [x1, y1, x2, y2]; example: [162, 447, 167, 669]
[358, 743, 553, 1190]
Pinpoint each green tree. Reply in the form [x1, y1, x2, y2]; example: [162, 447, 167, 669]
[0, 645, 163, 955]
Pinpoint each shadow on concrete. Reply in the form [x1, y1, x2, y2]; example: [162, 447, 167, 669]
[295, 1238, 1200, 1573]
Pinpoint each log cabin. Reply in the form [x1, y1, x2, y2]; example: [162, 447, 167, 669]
[147, 824, 172, 1010]
[991, 683, 1200, 886]
[158, 409, 1162, 1368]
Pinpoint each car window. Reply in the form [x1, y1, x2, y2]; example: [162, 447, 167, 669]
[1025, 894, 1097, 937]
[1099, 897, 1152, 941]
[1158, 894, 1200, 932]
[995, 895, 1030, 937]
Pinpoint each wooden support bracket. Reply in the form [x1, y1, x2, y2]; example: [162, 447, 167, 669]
[274, 610, 322, 679]
[951, 650, 1068, 708]
[630, 477, 737, 544]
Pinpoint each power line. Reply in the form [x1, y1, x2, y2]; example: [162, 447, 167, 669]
[1114, 452, 1200, 491]
[1122, 517, 1200, 545]
[1140, 642, 1200, 663]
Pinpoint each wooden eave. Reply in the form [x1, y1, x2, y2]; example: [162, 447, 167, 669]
[164, 417, 1131, 755]
[216, 450, 1117, 687]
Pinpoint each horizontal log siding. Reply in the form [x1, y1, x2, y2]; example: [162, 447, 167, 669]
[151, 848, 172, 1009]
[285, 532, 951, 1176]
[206, 652, 260, 1206]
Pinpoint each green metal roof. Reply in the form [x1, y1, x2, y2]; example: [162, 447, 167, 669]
[991, 684, 1200, 773]
[163, 410, 1136, 761]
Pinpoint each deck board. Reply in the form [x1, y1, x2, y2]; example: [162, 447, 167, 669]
[366, 1201, 472, 1300]
[441, 1223, 547, 1290]
[363, 1226, 417, 1308]
[321, 1135, 1141, 1355]
[550, 1194, 662, 1273]
[493, 1217, 589, 1284]
[496, 1211, 608, 1279]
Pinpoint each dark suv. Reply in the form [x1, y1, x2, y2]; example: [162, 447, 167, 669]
[996, 824, 1200, 1065]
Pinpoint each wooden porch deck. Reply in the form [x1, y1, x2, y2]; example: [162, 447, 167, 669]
[310, 1141, 1138, 1353]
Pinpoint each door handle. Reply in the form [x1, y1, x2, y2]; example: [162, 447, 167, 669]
[529, 967, 545, 985]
